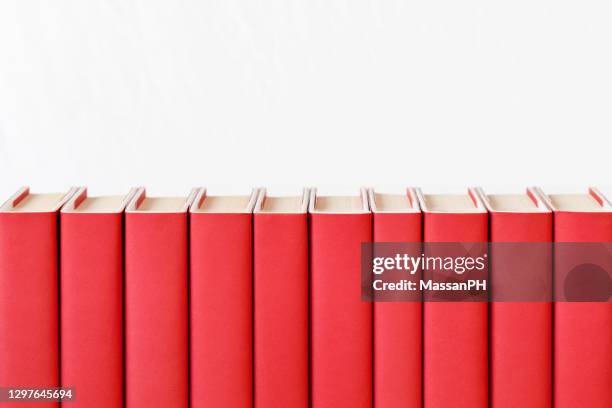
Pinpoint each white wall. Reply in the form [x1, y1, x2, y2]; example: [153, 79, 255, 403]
[0, 1, 610, 198]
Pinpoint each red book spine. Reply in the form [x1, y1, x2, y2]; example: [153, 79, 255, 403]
[253, 191, 309, 408]
[545, 189, 612, 408]
[419, 190, 488, 408]
[0, 188, 73, 408]
[125, 190, 190, 408]
[371, 190, 422, 408]
[483, 189, 552, 408]
[190, 191, 254, 408]
[60, 189, 128, 408]
[309, 191, 372, 408]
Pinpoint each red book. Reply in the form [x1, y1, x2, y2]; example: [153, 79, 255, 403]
[60, 188, 135, 408]
[369, 188, 422, 408]
[125, 188, 195, 408]
[190, 189, 257, 408]
[0, 187, 75, 408]
[416, 188, 488, 408]
[477, 188, 552, 408]
[253, 189, 309, 408]
[536, 187, 612, 408]
[309, 189, 372, 408]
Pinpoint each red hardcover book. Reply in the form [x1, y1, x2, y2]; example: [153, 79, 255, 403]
[369, 188, 422, 408]
[253, 188, 309, 408]
[536, 187, 612, 408]
[477, 188, 552, 408]
[190, 189, 257, 408]
[416, 188, 488, 408]
[309, 189, 372, 408]
[60, 188, 135, 408]
[0, 187, 75, 408]
[125, 188, 195, 408]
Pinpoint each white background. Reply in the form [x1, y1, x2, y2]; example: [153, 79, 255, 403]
[0, 1, 610, 198]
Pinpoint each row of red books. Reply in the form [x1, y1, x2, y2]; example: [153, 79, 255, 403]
[0, 186, 610, 408]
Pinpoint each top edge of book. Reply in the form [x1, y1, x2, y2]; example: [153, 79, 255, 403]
[61, 187, 137, 213]
[125, 188, 198, 213]
[368, 189, 420, 213]
[415, 188, 486, 214]
[67, 196, 128, 213]
[475, 187, 550, 213]
[254, 188, 309, 214]
[308, 188, 370, 214]
[536, 187, 612, 213]
[0, 187, 77, 213]
[130, 197, 191, 213]
[189, 188, 258, 214]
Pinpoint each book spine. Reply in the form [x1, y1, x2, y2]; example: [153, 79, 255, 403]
[190, 213, 253, 408]
[0, 212, 60, 408]
[489, 211, 552, 408]
[310, 212, 372, 408]
[373, 212, 422, 408]
[60, 212, 123, 408]
[553, 211, 612, 408]
[125, 212, 189, 408]
[254, 212, 308, 408]
[423, 212, 488, 408]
